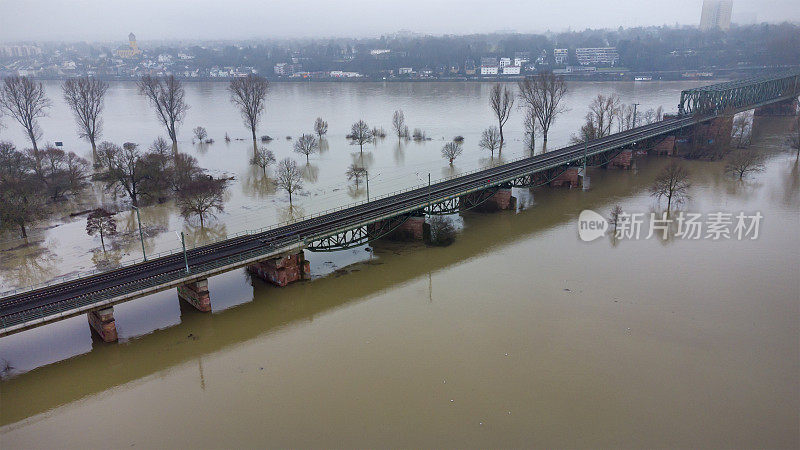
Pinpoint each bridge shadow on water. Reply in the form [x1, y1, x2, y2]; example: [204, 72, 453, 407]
[0, 157, 675, 426]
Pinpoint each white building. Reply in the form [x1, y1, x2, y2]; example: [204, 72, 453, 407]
[398, 67, 413, 74]
[575, 47, 619, 66]
[700, 0, 732, 31]
[480, 66, 499, 75]
[554, 48, 568, 65]
[502, 65, 521, 75]
[499, 57, 512, 68]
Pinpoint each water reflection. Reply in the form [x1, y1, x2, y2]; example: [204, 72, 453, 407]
[182, 222, 228, 248]
[301, 163, 320, 183]
[241, 165, 276, 199]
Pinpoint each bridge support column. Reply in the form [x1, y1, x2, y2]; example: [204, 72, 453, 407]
[460, 188, 516, 212]
[550, 168, 580, 188]
[248, 251, 309, 287]
[754, 98, 798, 116]
[177, 279, 211, 312]
[682, 116, 733, 158]
[369, 214, 430, 241]
[649, 135, 676, 156]
[608, 149, 633, 169]
[88, 307, 118, 343]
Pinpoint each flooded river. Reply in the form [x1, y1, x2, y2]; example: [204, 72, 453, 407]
[0, 82, 798, 447]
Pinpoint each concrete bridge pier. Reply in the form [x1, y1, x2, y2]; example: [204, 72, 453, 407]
[679, 115, 733, 157]
[87, 307, 118, 342]
[460, 188, 516, 212]
[648, 135, 677, 156]
[248, 251, 309, 287]
[177, 279, 212, 312]
[754, 97, 799, 116]
[549, 168, 580, 188]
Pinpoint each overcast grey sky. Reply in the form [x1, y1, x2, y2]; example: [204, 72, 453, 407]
[1, 0, 798, 42]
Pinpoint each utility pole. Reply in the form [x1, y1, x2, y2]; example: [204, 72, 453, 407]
[632, 102, 640, 128]
[132, 205, 146, 261]
[365, 170, 369, 201]
[176, 231, 189, 274]
[582, 141, 589, 191]
[427, 173, 431, 211]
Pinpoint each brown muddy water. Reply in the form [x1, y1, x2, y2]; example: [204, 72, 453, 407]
[0, 116, 798, 448]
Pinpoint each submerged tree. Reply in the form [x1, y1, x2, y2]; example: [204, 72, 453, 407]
[314, 117, 328, 139]
[517, 72, 568, 146]
[345, 163, 367, 189]
[428, 216, 456, 246]
[523, 106, 537, 154]
[788, 116, 800, 158]
[608, 204, 623, 234]
[95, 141, 150, 205]
[86, 208, 117, 253]
[731, 114, 753, 148]
[349, 120, 373, 154]
[489, 83, 514, 152]
[228, 74, 269, 152]
[275, 158, 303, 204]
[176, 177, 228, 228]
[479, 126, 501, 157]
[650, 162, 691, 213]
[193, 126, 208, 143]
[62, 76, 108, 163]
[0, 141, 46, 238]
[725, 149, 765, 179]
[441, 141, 463, 165]
[392, 110, 406, 140]
[0, 76, 51, 168]
[293, 133, 319, 162]
[250, 146, 276, 174]
[137, 75, 189, 152]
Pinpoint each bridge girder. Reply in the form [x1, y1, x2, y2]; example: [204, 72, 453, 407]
[679, 70, 800, 115]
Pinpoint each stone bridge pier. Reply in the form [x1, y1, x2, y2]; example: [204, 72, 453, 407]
[754, 97, 799, 116]
[248, 251, 309, 287]
[368, 211, 429, 242]
[550, 168, 581, 188]
[88, 307, 118, 342]
[177, 279, 212, 312]
[460, 188, 516, 211]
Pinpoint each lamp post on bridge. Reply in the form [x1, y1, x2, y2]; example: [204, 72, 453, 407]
[175, 231, 189, 274]
[582, 141, 589, 191]
[132, 205, 146, 261]
[632, 102, 640, 127]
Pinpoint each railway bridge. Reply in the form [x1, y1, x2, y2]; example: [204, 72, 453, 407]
[1, 70, 798, 341]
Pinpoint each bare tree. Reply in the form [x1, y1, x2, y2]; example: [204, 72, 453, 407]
[314, 117, 328, 139]
[149, 136, 171, 155]
[392, 110, 406, 140]
[618, 104, 636, 131]
[349, 120, 373, 154]
[0, 142, 46, 238]
[489, 83, 514, 152]
[523, 106, 537, 154]
[228, 74, 269, 152]
[294, 133, 319, 162]
[137, 75, 189, 152]
[650, 162, 691, 213]
[86, 208, 117, 253]
[588, 94, 621, 137]
[0, 76, 51, 167]
[517, 72, 568, 147]
[608, 204, 623, 234]
[250, 146, 276, 174]
[479, 126, 501, 157]
[345, 163, 367, 188]
[725, 149, 765, 179]
[177, 177, 228, 228]
[731, 114, 753, 148]
[193, 126, 208, 143]
[441, 141, 463, 165]
[275, 158, 303, 204]
[96, 141, 149, 205]
[62, 76, 108, 163]
[428, 215, 456, 246]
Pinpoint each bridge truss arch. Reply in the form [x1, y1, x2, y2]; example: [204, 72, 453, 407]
[678, 70, 800, 115]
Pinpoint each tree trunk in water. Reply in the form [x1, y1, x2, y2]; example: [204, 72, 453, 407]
[498, 125, 504, 153]
[288, 191, 292, 205]
[253, 140, 258, 156]
[100, 231, 106, 253]
[20, 223, 27, 239]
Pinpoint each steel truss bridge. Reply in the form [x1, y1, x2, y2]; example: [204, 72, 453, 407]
[1, 71, 798, 335]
